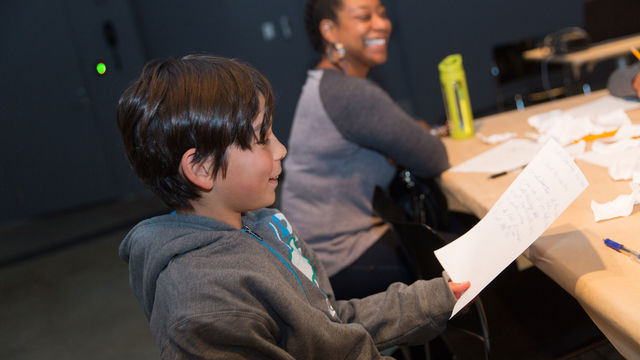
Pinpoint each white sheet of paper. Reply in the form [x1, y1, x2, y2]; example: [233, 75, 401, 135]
[449, 139, 543, 173]
[435, 139, 588, 317]
[564, 95, 640, 118]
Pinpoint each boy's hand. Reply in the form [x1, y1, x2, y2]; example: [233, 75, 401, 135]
[448, 281, 470, 300]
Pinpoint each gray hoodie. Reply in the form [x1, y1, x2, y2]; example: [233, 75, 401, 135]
[120, 208, 456, 359]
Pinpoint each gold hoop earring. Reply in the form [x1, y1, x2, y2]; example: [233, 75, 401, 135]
[333, 42, 345, 60]
[325, 42, 346, 72]
[326, 42, 345, 64]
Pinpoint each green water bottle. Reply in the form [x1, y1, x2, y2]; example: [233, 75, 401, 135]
[438, 54, 474, 139]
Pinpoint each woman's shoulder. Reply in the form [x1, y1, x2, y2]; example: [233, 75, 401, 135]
[318, 69, 391, 107]
[320, 69, 383, 91]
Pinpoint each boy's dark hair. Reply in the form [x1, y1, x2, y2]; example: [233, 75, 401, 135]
[116, 55, 274, 210]
[304, 0, 343, 53]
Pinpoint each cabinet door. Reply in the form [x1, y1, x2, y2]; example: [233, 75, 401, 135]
[0, 0, 147, 222]
[61, 0, 148, 194]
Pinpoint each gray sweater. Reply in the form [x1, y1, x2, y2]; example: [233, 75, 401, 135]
[607, 62, 640, 97]
[119, 208, 456, 359]
[282, 69, 449, 276]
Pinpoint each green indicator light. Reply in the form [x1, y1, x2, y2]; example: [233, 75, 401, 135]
[96, 62, 107, 75]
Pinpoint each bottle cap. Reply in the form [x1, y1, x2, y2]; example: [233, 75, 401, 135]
[438, 54, 463, 74]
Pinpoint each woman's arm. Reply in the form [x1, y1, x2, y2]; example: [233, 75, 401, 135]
[320, 72, 450, 178]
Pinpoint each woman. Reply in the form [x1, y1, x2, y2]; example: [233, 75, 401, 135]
[281, 0, 450, 300]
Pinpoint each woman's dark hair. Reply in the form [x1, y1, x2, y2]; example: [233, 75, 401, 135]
[304, 0, 343, 53]
[116, 55, 274, 210]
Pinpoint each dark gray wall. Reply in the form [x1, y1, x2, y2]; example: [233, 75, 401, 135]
[389, 0, 584, 123]
[0, 0, 147, 222]
[1, 0, 584, 225]
[129, 0, 315, 144]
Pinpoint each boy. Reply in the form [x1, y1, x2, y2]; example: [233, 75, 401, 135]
[117, 54, 469, 359]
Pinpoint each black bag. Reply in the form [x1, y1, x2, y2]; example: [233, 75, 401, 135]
[388, 169, 449, 230]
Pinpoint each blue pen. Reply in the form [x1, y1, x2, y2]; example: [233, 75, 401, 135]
[604, 238, 640, 262]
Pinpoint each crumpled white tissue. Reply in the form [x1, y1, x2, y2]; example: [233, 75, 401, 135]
[528, 109, 631, 146]
[611, 124, 640, 141]
[576, 139, 640, 178]
[608, 157, 640, 181]
[563, 140, 586, 158]
[476, 132, 516, 144]
[591, 183, 640, 222]
[592, 138, 640, 154]
[593, 109, 632, 129]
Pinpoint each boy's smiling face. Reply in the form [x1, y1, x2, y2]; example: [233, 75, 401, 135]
[208, 95, 287, 221]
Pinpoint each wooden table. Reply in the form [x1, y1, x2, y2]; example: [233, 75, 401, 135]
[440, 90, 640, 358]
[523, 33, 640, 80]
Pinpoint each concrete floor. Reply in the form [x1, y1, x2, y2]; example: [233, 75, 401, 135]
[0, 228, 159, 360]
[0, 197, 626, 360]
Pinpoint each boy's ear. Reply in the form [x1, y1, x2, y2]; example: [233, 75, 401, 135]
[180, 148, 214, 191]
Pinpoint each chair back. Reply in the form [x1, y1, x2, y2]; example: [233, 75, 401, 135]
[373, 186, 491, 359]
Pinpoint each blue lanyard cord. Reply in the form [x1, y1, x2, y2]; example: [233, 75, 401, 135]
[242, 227, 309, 301]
